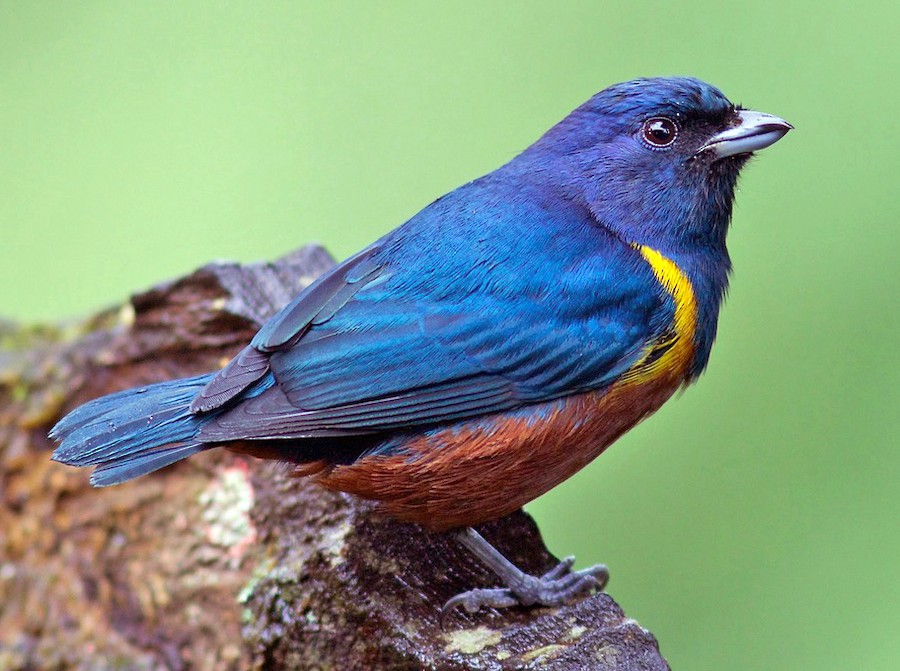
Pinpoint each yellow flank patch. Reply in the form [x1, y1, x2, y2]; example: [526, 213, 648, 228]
[622, 245, 698, 384]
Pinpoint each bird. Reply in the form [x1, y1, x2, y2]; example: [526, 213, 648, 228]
[50, 76, 791, 616]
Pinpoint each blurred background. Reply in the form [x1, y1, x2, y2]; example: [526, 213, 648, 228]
[1, 2, 897, 669]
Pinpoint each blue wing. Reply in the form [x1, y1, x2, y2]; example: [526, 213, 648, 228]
[195, 180, 674, 442]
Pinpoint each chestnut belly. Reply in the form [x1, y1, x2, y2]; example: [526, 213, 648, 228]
[315, 372, 684, 532]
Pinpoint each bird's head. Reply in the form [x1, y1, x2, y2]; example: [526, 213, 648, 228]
[525, 77, 792, 254]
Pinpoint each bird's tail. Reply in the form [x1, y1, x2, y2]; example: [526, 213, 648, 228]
[50, 374, 216, 487]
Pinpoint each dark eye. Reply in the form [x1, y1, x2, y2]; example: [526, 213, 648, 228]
[641, 117, 678, 149]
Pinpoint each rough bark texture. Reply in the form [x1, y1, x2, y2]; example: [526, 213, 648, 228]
[0, 246, 671, 671]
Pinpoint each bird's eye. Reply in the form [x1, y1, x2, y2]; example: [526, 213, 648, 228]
[641, 117, 678, 149]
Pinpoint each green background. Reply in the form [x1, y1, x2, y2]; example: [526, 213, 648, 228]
[2, 2, 897, 669]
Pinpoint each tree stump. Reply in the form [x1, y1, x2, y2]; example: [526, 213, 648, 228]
[0, 246, 670, 670]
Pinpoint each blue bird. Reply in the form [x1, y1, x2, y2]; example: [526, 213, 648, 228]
[51, 77, 791, 615]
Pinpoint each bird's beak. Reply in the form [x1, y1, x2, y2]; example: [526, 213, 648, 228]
[697, 110, 793, 159]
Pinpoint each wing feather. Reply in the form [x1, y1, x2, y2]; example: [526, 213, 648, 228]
[192, 191, 675, 442]
[190, 244, 387, 414]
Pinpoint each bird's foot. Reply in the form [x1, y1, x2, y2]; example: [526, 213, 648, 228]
[443, 559, 608, 614]
[442, 534, 609, 620]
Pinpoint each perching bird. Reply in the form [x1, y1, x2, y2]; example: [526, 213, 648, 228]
[51, 77, 791, 616]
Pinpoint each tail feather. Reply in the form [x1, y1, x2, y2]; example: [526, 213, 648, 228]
[90, 443, 208, 487]
[51, 374, 215, 483]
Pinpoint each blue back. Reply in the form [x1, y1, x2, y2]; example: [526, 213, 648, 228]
[199, 174, 675, 440]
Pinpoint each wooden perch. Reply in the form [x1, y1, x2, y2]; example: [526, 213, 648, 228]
[0, 246, 671, 670]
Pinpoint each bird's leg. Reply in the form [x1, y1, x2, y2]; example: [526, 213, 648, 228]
[441, 527, 608, 618]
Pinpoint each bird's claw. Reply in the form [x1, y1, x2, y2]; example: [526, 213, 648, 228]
[442, 587, 521, 617]
[540, 555, 576, 581]
[441, 559, 608, 623]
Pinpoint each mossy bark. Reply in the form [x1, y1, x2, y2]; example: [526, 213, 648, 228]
[0, 246, 670, 670]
